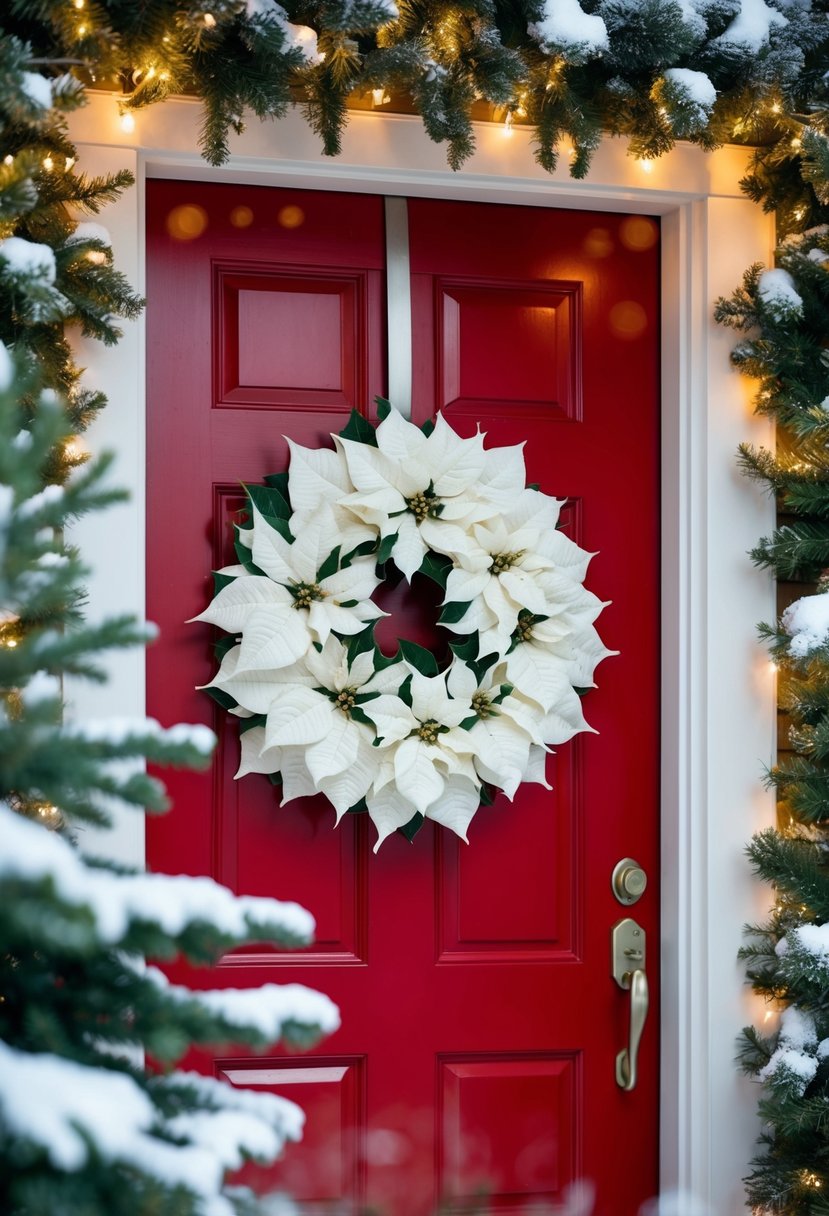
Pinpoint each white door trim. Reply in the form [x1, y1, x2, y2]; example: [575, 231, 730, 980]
[67, 95, 777, 1214]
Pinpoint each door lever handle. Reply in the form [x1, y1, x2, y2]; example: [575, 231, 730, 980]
[616, 967, 649, 1091]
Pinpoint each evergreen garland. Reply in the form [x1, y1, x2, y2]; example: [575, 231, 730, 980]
[2, 1, 829, 1211]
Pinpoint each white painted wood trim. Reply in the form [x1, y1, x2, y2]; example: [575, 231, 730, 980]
[66, 96, 777, 1214]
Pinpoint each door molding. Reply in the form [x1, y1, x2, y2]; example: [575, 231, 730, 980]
[67, 96, 776, 1214]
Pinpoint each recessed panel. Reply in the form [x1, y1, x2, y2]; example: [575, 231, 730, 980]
[438, 279, 581, 420]
[440, 1054, 579, 1208]
[437, 747, 579, 963]
[213, 487, 368, 965]
[217, 1056, 364, 1207]
[215, 266, 364, 410]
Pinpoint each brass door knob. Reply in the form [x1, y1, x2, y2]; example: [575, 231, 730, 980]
[612, 858, 647, 905]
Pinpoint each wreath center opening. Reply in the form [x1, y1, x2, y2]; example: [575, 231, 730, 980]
[371, 568, 451, 664]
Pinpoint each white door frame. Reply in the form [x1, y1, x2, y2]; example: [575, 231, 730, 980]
[67, 94, 777, 1215]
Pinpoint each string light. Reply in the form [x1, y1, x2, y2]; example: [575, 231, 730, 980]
[86, 249, 107, 265]
[371, 88, 390, 106]
[637, 158, 654, 173]
[3, 154, 12, 166]
[78, 24, 87, 36]
[120, 111, 136, 133]
[503, 110, 514, 137]
[73, 0, 85, 8]
[770, 101, 781, 113]
[791, 137, 802, 149]
[203, 12, 217, 27]
[64, 156, 75, 170]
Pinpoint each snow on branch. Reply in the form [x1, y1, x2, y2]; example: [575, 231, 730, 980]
[0, 1042, 302, 1215]
[0, 800, 317, 950]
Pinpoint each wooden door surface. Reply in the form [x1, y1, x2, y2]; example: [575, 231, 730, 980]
[146, 180, 660, 1216]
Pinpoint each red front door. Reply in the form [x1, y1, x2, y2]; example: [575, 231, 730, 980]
[146, 181, 660, 1216]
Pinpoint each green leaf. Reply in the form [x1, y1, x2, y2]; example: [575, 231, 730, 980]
[348, 705, 375, 727]
[398, 673, 413, 707]
[233, 537, 265, 574]
[478, 784, 495, 807]
[421, 417, 435, 437]
[212, 570, 237, 595]
[339, 409, 378, 447]
[245, 482, 292, 521]
[346, 798, 368, 814]
[492, 682, 514, 704]
[213, 634, 237, 662]
[342, 538, 378, 565]
[204, 686, 238, 712]
[267, 771, 283, 786]
[419, 550, 451, 589]
[528, 482, 540, 491]
[376, 532, 397, 570]
[574, 686, 591, 697]
[459, 714, 479, 731]
[439, 600, 471, 625]
[400, 640, 439, 676]
[317, 545, 342, 582]
[399, 811, 425, 841]
[263, 471, 289, 498]
[375, 396, 392, 421]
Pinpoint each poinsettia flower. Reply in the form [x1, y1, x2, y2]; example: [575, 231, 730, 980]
[191, 504, 386, 672]
[446, 658, 544, 799]
[287, 438, 377, 555]
[336, 409, 493, 580]
[498, 613, 613, 742]
[361, 666, 482, 814]
[231, 636, 402, 818]
[366, 774, 484, 851]
[443, 490, 594, 657]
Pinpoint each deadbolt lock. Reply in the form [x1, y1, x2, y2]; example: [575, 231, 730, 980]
[612, 857, 648, 905]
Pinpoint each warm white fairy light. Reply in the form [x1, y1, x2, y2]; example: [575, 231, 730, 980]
[3, 154, 13, 166]
[86, 250, 107, 265]
[503, 110, 514, 137]
[203, 12, 217, 27]
[637, 158, 654, 173]
[120, 111, 136, 133]
[42, 155, 54, 172]
[64, 156, 75, 170]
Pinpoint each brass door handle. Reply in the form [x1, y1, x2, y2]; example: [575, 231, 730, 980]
[616, 967, 649, 1091]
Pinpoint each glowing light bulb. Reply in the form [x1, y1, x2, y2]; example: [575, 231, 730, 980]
[791, 137, 802, 149]
[203, 12, 216, 27]
[78, 23, 87, 35]
[120, 111, 136, 133]
[771, 101, 781, 113]
[769, 660, 778, 672]
[503, 111, 514, 137]
[146, 65, 156, 79]
[86, 249, 107, 265]
[5, 638, 18, 649]
[74, 0, 85, 8]
[42, 155, 54, 171]
[3, 154, 13, 166]
[637, 158, 653, 173]
[64, 155, 75, 170]
[371, 88, 390, 106]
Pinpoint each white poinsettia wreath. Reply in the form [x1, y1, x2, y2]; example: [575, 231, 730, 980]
[193, 402, 613, 851]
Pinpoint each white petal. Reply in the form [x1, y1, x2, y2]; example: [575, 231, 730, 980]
[339, 436, 403, 496]
[424, 775, 481, 843]
[471, 714, 533, 799]
[366, 787, 419, 852]
[376, 405, 426, 460]
[250, 506, 295, 583]
[409, 669, 454, 723]
[235, 726, 280, 778]
[236, 604, 309, 672]
[279, 749, 319, 804]
[478, 442, 527, 509]
[265, 687, 333, 748]
[304, 712, 361, 782]
[392, 737, 445, 813]
[445, 566, 490, 605]
[524, 744, 552, 789]
[190, 576, 290, 633]
[499, 569, 549, 616]
[391, 514, 427, 582]
[287, 439, 350, 513]
[446, 660, 478, 701]
[319, 742, 376, 819]
[320, 557, 381, 602]
[362, 694, 416, 742]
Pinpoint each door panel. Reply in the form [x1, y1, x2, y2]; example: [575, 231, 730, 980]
[146, 181, 660, 1216]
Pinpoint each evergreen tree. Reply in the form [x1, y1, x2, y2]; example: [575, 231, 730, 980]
[0, 348, 339, 1215]
[717, 227, 829, 1211]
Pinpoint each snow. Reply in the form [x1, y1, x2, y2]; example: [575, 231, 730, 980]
[758, 268, 803, 317]
[20, 71, 52, 111]
[160, 1070, 304, 1144]
[663, 68, 716, 110]
[0, 236, 57, 282]
[145, 965, 341, 1038]
[759, 1045, 818, 1091]
[793, 921, 829, 964]
[65, 716, 216, 757]
[782, 591, 829, 657]
[245, 0, 323, 61]
[21, 670, 61, 706]
[809, 248, 829, 264]
[716, 0, 787, 50]
[0, 800, 318, 947]
[528, 0, 609, 54]
[778, 1004, 817, 1049]
[17, 483, 64, 520]
[0, 342, 12, 391]
[64, 221, 112, 248]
